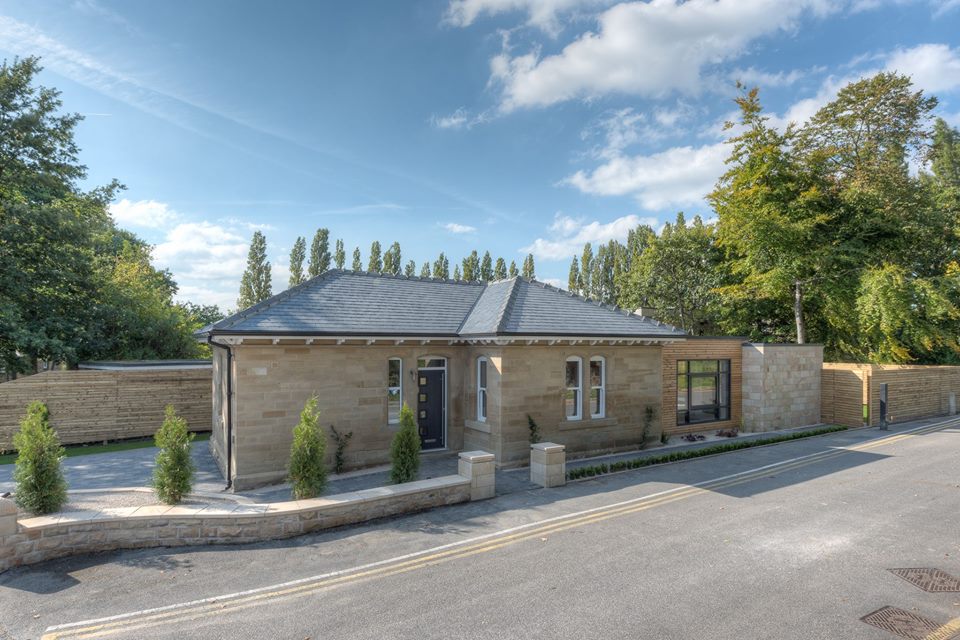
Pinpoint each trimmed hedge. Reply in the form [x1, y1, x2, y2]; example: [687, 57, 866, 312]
[567, 425, 848, 480]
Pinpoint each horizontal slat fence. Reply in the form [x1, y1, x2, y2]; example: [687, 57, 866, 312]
[0, 369, 211, 450]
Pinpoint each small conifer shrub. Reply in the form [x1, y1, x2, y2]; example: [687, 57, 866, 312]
[13, 401, 68, 515]
[152, 405, 196, 505]
[390, 403, 421, 484]
[289, 396, 328, 499]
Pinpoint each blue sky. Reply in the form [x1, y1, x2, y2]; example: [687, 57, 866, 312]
[1, 0, 958, 309]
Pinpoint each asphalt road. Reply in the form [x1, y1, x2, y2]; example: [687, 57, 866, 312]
[2, 418, 959, 640]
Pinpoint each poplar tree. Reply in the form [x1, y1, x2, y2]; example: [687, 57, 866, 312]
[404, 260, 416, 277]
[386, 242, 402, 275]
[433, 252, 450, 279]
[308, 228, 331, 277]
[493, 257, 507, 280]
[453, 264, 462, 281]
[509, 260, 519, 278]
[522, 253, 535, 279]
[368, 241, 382, 273]
[579, 243, 593, 294]
[288, 236, 306, 287]
[238, 230, 272, 309]
[420, 261, 431, 278]
[462, 250, 479, 282]
[568, 257, 580, 294]
[334, 239, 346, 269]
[480, 251, 493, 281]
[351, 247, 362, 271]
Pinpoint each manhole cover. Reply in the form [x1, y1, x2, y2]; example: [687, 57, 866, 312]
[889, 568, 960, 593]
[860, 606, 942, 640]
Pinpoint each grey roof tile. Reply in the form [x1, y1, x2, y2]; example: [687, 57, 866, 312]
[202, 270, 685, 338]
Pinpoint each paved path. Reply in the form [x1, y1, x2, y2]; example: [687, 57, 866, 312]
[2, 417, 959, 640]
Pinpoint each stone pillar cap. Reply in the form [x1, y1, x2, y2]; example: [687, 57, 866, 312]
[459, 450, 495, 463]
[531, 442, 565, 453]
[0, 497, 17, 516]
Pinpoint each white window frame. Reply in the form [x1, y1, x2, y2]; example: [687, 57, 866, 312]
[590, 356, 606, 419]
[477, 357, 488, 422]
[387, 357, 402, 424]
[565, 356, 582, 421]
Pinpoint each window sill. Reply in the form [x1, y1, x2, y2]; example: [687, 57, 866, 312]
[464, 420, 491, 434]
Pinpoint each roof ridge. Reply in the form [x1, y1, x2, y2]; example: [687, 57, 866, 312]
[350, 269, 484, 286]
[493, 277, 521, 334]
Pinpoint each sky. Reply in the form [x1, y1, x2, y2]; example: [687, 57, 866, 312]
[1, 0, 959, 309]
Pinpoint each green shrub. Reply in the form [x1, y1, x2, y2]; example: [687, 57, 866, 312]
[390, 403, 421, 484]
[289, 396, 328, 499]
[567, 425, 848, 480]
[527, 414, 541, 444]
[152, 405, 196, 505]
[329, 424, 353, 474]
[13, 401, 68, 515]
[642, 405, 656, 448]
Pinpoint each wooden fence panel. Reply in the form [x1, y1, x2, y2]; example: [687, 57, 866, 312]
[0, 369, 212, 450]
[821, 364, 868, 427]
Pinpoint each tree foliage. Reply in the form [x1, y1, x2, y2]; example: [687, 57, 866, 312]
[237, 230, 272, 309]
[308, 228, 331, 278]
[152, 405, 195, 505]
[288, 236, 306, 287]
[334, 238, 346, 270]
[13, 401, 67, 515]
[368, 240, 382, 273]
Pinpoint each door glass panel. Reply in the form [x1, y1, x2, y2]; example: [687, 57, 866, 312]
[417, 358, 445, 368]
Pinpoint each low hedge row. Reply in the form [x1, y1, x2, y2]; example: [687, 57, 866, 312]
[566, 425, 849, 481]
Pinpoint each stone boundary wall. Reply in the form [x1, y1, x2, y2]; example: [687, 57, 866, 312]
[741, 344, 823, 432]
[0, 451, 494, 573]
[0, 369, 212, 450]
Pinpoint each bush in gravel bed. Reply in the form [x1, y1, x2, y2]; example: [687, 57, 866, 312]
[567, 425, 848, 480]
[289, 396, 328, 499]
[390, 404, 421, 484]
[152, 405, 196, 505]
[14, 401, 68, 515]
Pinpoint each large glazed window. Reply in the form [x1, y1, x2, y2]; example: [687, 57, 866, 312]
[388, 358, 402, 424]
[589, 356, 605, 418]
[477, 357, 488, 422]
[565, 357, 582, 420]
[676, 360, 730, 425]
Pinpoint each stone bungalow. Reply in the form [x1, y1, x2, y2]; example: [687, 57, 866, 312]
[198, 270, 819, 490]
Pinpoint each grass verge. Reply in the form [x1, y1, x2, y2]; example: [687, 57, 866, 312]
[0, 432, 211, 465]
[567, 425, 848, 481]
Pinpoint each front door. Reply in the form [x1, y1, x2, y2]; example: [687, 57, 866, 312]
[417, 369, 445, 449]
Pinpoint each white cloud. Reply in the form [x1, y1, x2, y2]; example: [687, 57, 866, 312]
[522, 213, 656, 260]
[565, 143, 728, 210]
[432, 108, 470, 129]
[444, 0, 612, 34]
[443, 222, 479, 234]
[109, 198, 179, 229]
[489, 0, 833, 111]
[885, 43, 960, 94]
[731, 67, 806, 87]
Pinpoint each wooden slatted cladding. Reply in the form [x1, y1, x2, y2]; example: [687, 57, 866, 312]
[662, 338, 743, 435]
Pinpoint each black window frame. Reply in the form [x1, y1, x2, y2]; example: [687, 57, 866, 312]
[676, 359, 731, 425]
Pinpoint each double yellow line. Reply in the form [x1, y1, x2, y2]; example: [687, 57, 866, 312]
[43, 419, 959, 639]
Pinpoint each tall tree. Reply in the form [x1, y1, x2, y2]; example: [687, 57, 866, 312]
[368, 241, 382, 273]
[238, 230, 272, 309]
[334, 238, 346, 270]
[508, 260, 519, 278]
[453, 264, 462, 281]
[433, 252, 450, 279]
[307, 228, 331, 278]
[480, 251, 493, 281]
[351, 246, 362, 271]
[493, 257, 507, 281]
[568, 257, 580, 294]
[579, 243, 593, 294]
[462, 250, 480, 282]
[384, 241, 402, 275]
[288, 236, 306, 287]
[420, 261, 430, 278]
[522, 253, 536, 279]
[404, 259, 416, 277]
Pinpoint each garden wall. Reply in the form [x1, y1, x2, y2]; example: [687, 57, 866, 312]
[0, 451, 495, 573]
[741, 344, 823, 432]
[0, 368, 211, 450]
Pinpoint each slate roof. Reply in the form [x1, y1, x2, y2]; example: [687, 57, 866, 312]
[200, 270, 686, 339]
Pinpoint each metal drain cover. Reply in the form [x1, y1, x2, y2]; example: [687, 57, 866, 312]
[889, 568, 960, 593]
[860, 606, 943, 640]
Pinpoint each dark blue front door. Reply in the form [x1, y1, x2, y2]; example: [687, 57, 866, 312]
[417, 369, 445, 449]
